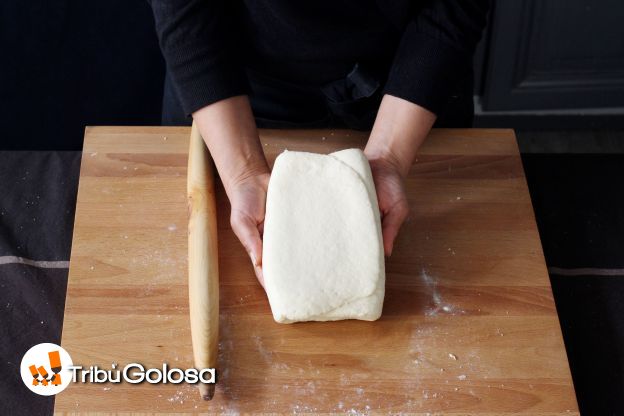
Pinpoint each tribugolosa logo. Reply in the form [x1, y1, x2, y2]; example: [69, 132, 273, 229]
[21, 342, 216, 395]
[20, 343, 73, 396]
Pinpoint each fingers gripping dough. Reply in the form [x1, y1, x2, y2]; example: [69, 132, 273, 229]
[262, 149, 385, 323]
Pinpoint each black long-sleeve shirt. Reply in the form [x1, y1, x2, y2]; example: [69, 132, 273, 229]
[149, 0, 489, 117]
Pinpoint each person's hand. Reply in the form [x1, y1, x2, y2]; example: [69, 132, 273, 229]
[368, 156, 409, 257]
[227, 171, 270, 288]
[365, 94, 436, 256]
[192, 95, 270, 289]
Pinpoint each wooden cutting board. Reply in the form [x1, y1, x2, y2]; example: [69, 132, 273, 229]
[55, 127, 578, 414]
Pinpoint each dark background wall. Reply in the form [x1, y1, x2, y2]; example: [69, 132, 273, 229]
[474, 0, 624, 128]
[0, 0, 164, 150]
[481, 0, 624, 111]
[3, 0, 624, 151]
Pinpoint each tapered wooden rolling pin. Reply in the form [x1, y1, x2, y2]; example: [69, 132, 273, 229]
[187, 122, 219, 400]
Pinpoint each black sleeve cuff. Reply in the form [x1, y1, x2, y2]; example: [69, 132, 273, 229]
[383, 26, 472, 115]
[149, 0, 250, 116]
[170, 62, 250, 117]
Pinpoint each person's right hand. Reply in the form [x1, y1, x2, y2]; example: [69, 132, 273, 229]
[227, 172, 270, 288]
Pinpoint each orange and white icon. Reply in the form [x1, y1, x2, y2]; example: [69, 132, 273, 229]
[20, 343, 73, 396]
[48, 350, 63, 386]
[28, 365, 41, 386]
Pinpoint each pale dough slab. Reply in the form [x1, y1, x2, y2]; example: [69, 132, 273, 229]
[262, 149, 385, 323]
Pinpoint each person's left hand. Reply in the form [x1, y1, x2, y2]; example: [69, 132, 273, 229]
[367, 156, 409, 256]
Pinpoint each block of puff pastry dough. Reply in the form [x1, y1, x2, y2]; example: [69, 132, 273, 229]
[262, 148, 385, 323]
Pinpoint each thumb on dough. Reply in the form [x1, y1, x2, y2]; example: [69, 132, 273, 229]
[230, 211, 263, 267]
[381, 200, 409, 256]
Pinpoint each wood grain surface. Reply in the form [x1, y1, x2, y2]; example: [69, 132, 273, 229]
[56, 127, 578, 414]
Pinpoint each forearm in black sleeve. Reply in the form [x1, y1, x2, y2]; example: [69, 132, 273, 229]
[149, 0, 249, 116]
[383, 0, 490, 115]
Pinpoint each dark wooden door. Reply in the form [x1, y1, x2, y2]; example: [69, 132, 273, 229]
[481, 0, 624, 111]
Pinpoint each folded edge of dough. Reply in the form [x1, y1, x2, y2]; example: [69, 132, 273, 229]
[319, 149, 385, 321]
[263, 149, 386, 323]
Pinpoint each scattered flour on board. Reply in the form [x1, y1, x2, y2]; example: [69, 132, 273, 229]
[166, 384, 196, 404]
[252, 335, 274, 363]
[189, 314, 471, 414]
[130, 247, 182, 283]
[421, 268, 465, 316]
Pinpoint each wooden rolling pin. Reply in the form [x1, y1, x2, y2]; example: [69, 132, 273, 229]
[187, 122, 219, 400]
